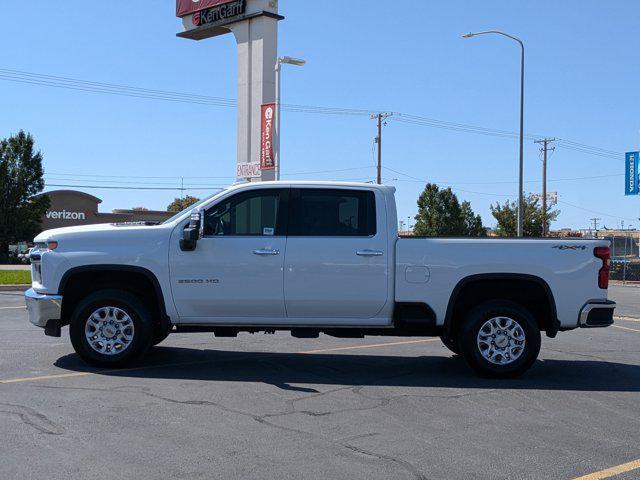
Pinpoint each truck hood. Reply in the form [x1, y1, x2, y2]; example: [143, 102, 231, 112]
[34, 222, 165, 242]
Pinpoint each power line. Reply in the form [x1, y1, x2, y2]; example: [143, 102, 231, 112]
[44, 183, 226, 191]
[557, 200, 635, 222]
[0, 67, 624, 160]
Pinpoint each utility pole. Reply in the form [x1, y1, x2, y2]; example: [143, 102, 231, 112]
[371, 113, 393, 184]
[534, 138, 555, 236]
[590, 217, 601, 237]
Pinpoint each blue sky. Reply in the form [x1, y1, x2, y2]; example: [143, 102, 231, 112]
[1, 0, 639, 230]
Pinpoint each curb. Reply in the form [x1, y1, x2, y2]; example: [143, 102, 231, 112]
[0, 285, 29, 292]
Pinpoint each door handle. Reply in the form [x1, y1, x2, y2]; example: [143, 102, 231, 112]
[253, 249, 280, 256]
[356, 249, 383, 257]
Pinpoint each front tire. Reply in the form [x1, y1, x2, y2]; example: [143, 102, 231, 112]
[69, 289, 153, 368]
[459, 300, 541, 378]
[152, 324, 172, 346]
[440, 334, 460, 355]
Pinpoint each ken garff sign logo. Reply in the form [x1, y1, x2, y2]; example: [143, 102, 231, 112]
[190, 0, 246, 27]
[261, 103, 275, 170]
[625, 151, 639, 196]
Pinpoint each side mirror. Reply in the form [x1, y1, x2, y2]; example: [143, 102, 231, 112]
[180, 209, 203, 252]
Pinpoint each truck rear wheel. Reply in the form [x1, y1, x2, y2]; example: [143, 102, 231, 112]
[459, 300, 540, 378]
[69, 289, 153, 368]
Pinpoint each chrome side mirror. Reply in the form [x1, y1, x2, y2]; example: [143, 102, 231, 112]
[180, 209, 203, 251]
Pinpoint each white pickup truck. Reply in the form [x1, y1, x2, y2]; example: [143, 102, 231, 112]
[25, 181, 615, 378]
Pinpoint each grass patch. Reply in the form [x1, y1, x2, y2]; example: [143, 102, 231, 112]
[0, 270, 31, 285]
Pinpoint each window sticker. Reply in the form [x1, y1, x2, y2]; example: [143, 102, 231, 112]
[263, 227, 275, 236]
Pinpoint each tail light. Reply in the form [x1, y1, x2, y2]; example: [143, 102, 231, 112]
[594, 247, 610, 289]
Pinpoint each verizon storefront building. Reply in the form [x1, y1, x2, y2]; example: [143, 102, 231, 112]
[40, 191, 172, 231]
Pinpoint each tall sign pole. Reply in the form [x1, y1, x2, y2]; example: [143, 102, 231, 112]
[176, 0, 284, 182]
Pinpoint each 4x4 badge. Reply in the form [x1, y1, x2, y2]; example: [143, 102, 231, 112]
[552, 245, 587, 250]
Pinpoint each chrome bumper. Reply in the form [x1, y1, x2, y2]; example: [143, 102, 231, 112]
[24, 288, 62, 328]
[579, 300, 616, 328]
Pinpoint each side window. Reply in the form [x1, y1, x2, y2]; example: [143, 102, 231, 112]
[203, 189, 283, 236]
[289, 189, 376, 237]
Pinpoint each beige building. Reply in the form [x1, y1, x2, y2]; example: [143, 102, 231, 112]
[39, 190, 173, 231]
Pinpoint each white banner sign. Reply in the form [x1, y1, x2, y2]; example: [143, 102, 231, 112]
[237, 163, 261, 178]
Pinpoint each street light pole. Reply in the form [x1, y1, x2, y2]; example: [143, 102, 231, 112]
[463, 30, 525, 237]
[275, 56, 306, 181]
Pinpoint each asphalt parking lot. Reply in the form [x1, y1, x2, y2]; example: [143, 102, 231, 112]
[1, 286, 638, 480]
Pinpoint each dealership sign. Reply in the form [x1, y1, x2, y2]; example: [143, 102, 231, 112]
[237, 163, 261, 178]
[260, 103, 275, 170]
[191, 0, 246, 27]
[625, 151, 639, 196]
[176, 0, 238, 17]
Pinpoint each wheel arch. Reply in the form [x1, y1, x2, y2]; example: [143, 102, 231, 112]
[58, 265, 170, 331]
[443, 273, 559, 341]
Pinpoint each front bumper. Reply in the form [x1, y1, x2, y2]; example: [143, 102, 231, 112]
[579, 300, 616, 328]
[25, 288, 63, 335]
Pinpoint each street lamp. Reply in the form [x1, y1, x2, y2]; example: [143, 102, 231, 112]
[275, 56, 306, 181]
[463, 30, 525, 237]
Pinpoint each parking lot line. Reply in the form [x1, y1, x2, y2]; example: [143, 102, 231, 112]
[299, 338, 439, 354]
[0, 338, 440, 385]
[573, 458, 640, 479]
[0, 371, 92, 384]
[615, 316, 640, 323]
[0, 306, 25, 310]
[612, 325, 640, 333]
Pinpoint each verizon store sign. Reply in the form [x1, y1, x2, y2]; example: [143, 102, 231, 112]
[45, 209, 87, 221]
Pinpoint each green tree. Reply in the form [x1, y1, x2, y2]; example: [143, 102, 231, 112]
[490, 194, 560, 237]
[167, 195, 200, 212]
[0, 131, 50, 261]
[413, 183, 485, 237]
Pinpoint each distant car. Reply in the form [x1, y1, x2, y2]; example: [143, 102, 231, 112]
[17, 247, 33, 264]
[24, 181, 616, 378]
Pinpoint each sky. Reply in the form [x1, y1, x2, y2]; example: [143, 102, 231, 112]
[1, 0, 639, 230]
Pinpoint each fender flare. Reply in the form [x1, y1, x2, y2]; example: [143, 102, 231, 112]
[442, 273, 560, 339]
[58, 264, 171, 329]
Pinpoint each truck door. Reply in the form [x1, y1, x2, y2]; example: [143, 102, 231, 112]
[170, 188, 288, 322]
[283, 188, 388, 321]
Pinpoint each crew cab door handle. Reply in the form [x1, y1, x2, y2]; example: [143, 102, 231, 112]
[356, 249, 384, 257]
[253, 249, 280, 256]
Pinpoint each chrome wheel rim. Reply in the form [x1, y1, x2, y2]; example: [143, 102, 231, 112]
[84, 306, 135, 355]
[477, 316, 526, 365]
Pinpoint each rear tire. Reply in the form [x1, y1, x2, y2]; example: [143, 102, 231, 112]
[440, 334, 460, 355]
[459, 300, 540, 378]
[69, 289, 153, 368]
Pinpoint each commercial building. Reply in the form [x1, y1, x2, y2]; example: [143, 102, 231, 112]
[39, 190, 173, 231]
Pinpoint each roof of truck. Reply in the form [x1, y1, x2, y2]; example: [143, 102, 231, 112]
[229, 180, 396, 192]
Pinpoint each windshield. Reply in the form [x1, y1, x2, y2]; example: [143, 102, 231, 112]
[161, 189, 227, 225]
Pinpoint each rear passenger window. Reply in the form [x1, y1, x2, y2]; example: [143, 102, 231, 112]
[288, 189, 376, 237]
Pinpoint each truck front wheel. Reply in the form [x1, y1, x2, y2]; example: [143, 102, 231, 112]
[459, 300, 540, 378]
[69, 289, 153, 367]
[440, 334, 460, 355]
